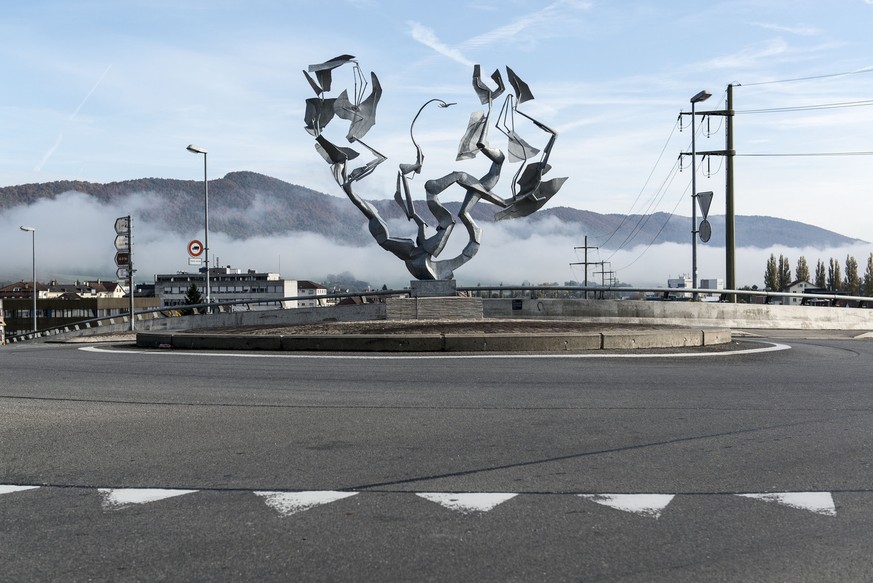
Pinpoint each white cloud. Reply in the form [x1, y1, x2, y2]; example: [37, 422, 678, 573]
[751, 22, 821, 37]
[461, 0, 592, 49]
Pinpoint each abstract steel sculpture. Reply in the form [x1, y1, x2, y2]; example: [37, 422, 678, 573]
[304, 55, 567, 280]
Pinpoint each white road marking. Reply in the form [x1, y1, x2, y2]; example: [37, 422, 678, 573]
[579, 493, 675, 519]
[416, 492, 518, 514]
[98, 488, 198, 510]
[254, 490, 358, 517]
[1, 486, 851, 520]
[0, 485, 40, 495]
[736, 492, 837, 516]
[79, 342, 790, 360]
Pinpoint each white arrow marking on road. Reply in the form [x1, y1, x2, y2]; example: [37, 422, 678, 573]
[416, 492, 518, 514]
[98, 488, 198, 510]
[736, 492, 837, 517]
[254, 491, 358, 517]
[579, 494, 675, 519]
[0, 485, 40, 495]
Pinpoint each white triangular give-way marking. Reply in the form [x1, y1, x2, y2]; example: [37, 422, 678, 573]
[416, 492, 518, 514]
[0, 485, 40, 495]
[579, 494, 675, 519]
[98, 488, 198, 510]
[254, 491, 358, 517]
[736, 492, 836, 516]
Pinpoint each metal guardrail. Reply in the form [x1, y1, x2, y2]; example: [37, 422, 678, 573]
[3, 286, 871, 344]
[460, 285, 873, 306]
[1, 290, 409, 344]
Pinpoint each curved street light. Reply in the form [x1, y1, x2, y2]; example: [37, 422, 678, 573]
[690, 90, 711, 300]
[19, 225, 37, 332]
[186, 144, 210, 312]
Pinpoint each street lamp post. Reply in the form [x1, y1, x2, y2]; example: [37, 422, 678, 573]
[19, 225, 37, 332]
[690, 90, 711, 300]
[186, 144, 210, 312]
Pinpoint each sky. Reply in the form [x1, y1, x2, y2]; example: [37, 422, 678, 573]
[1, 0, 872, 288]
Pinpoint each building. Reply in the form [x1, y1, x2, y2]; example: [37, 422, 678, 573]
[154, 267, 298, 310]
[666, 275, 724, 301]
[45, 280, 126, 299]
[778, 280, 836, 306]
[297, 280, 330, 308]
[667, 274, 692, 299]
[699, 278, 725, 302]
[0, 290, 160, 337]
[0, 281, 49, 301]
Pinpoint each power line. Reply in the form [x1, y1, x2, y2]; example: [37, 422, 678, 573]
[597, 118, 681, 250]
[737, 99, 873, 115]
[739, 151, 873, 157]
[738, 67, 873, 87]
[612, 181, 691, 273]
[605, 159, 682, 259]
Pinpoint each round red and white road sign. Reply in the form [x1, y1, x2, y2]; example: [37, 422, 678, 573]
[188, 239, 204, 257]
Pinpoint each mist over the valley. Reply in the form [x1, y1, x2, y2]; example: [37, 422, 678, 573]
[2, 187, 870, 291]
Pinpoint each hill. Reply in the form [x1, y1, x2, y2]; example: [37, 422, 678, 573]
[0, 171, 863, 249]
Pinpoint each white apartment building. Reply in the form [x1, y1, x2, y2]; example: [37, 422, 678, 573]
[297, 280, 330, 308]
[155, 267, 298, 310]
[781, 280, 817, 305]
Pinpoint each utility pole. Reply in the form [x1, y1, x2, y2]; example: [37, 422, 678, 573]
[593, 264, 616, 298]
[724, 84, 736, 302]
[679, 84, 736, 301]
[571, 236, 599, 299]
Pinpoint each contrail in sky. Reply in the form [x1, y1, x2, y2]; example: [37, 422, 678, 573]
[34, 63, 113, 171]
[70, 63, 113, 120]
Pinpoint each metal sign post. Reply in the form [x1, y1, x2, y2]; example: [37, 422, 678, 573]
[114, 215, 135, 331]
[696, 191, 714, 244]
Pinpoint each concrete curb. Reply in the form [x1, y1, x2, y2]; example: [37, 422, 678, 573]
[136, 328, 732, 352]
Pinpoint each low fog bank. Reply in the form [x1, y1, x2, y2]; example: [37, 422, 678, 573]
[1, 191, 870, 290]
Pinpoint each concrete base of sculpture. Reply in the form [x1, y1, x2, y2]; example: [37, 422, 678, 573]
[409, 280, 458, 297]
[386, 296, 484, 321]
[388, 280, 483, 320]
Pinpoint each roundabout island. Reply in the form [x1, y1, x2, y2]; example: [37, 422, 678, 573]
[135, 318, 733, 353]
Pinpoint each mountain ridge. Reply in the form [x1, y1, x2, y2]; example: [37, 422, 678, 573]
[0, 171, 863, 249]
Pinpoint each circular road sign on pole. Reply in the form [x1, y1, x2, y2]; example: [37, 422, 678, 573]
[188, 239, 204, 257]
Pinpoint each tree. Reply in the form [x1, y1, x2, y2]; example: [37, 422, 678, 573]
[737, 284, 758, 304]
[863, 253, 873, 297]
[795, 256, 810, 283]
[827, 258, 842, 292]
[764, 254, 778, 291]
[844, 254, 860, 296]
[183, 283, 203, 315]
[777, 254, 792, 290]
[815, 259, 827, 288]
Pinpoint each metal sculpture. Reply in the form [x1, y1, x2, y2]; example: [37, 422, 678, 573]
[303, 55, 567, 280]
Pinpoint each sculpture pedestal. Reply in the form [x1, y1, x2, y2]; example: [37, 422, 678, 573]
[409, 280, 457, 297]
[386, 280, 482, 320]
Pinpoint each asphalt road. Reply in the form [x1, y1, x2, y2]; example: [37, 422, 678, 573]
[2, 336, 873, 582]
